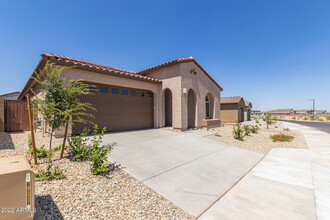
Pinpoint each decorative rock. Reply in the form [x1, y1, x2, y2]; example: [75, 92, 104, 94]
[0, 131, 195, 219]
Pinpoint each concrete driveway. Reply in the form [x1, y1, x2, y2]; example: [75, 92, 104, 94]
[104, 128, 263, 217]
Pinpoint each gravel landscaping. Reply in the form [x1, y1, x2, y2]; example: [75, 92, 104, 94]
[207, 121, 307, 155]
[0, 130, 194, 220]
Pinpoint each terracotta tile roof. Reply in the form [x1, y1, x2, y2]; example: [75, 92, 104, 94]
[0, 91, 20, 97]
[18, 53, 161, 100]
[244, 100, 252, 107]
[137, 57, 223, 91]
[0, 91, 20, 100]
[220, 96, 243, 104]
[42, 53, 160, 82]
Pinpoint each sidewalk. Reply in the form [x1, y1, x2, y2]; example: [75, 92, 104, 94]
[199, 122, 330, 220]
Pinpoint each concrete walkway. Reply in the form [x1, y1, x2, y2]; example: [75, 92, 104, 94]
[105, 129, 263, 217]
[200, 122, 330, 220]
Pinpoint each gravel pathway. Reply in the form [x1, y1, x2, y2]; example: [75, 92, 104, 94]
[207, 122, 307, 154]
[0, 131, 194, 220]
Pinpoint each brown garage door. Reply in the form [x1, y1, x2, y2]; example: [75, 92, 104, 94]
[73, 83, 154, 134]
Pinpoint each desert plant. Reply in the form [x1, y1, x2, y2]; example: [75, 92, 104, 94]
[309, 116, 315, 121]
[68, 128, 91, 161]
[68, 124, 116, 175]
[304, 117, 308, 120]
[233, 123, 245, 141]
[319, 118, 324, 121]
[267, 120, 276, 126]
[292, 116, 296, 120]
[244, 124, 252, 135]
[271, 133, 294, 142]
[26, 135, 47, 158]
[256, 119, 259, 123]
[35, 161, 66, 181]
[26, 134, 61, 159]
[265, 113, 273, 129]
[88, 125, 115, 175]
[251, 124, 259, 133]
[283, 127, 290, 131]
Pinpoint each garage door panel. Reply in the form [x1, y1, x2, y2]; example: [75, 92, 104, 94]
[73, 84, 153, 134]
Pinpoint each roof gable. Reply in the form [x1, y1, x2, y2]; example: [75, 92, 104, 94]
[18, 53, 161, 100]
[221, 96, 243, 104]
[137, 57, 223, 91]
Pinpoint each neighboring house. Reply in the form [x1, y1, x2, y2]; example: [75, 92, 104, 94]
[220, 96, 245, 123]
[18, 53, 223, 135]
[0, 91, 20, 100]
[251, 110, 261, 115]
[268, 109, 294, 115]
[244, 100, 252, 121]
[295, 109, 313, 115]
[316, 110, 327, 114]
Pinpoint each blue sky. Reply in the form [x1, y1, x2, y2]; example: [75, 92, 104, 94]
[0, 0, 329, 111]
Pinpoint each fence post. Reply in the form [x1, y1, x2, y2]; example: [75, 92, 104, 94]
[27, 93, 38, 165]
[0, 97, 4, 132]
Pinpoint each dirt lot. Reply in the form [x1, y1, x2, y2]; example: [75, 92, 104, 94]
[208, 122, 308, 155]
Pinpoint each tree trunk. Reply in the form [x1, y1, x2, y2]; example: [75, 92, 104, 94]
[26, 93, 38, 165]
[49, 127, 54, 150]
[60, 120, 69, 159]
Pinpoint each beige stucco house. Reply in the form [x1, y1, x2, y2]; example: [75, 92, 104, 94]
[18, 54, 223, 135]
[244, 100, 252, 121]
[220, 96, 245, 123]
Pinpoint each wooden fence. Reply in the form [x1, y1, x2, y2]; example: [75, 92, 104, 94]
[5, 100, 30, 132]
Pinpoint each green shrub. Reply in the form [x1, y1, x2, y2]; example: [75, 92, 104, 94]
[233, 123, 245, 141]
[304, 117, 308, 120]
[271, 133, 294, 142]
[251, 125, 259, 133]
[267, 120, 276, 125]
[244, 125, 252, 135]
[319, 118, 324, 121]
[89, 125, 115, 175]
[35, 161, 66, 181]
[26, 135, 61, 159]
[68, 125, 116, 175]
[68, 128, 91, 161]
[292, 117, 296, 120]
[309, 116, 315, 120]
[327, 116, 330, 121]
[256, 119, 259, 123]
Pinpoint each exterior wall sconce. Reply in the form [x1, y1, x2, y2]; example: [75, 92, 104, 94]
[183, 88, 187, 94]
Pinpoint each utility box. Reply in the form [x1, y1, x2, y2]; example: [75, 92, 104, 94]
[0, 156, 35, 220]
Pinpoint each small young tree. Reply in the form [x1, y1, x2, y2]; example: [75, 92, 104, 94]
[59, 80, 95, 159]
[266, 113, 271, 129]
[32, 62, 95, 159]
[32, 62, 69, 152]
